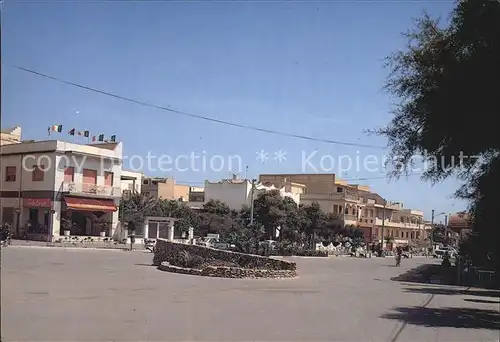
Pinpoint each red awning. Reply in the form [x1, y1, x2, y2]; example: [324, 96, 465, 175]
[64, 197, 117, 212]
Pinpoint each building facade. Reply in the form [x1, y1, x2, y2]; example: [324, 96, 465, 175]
[1, 139, 123, 240]
[121, 170, 143, 194]
[0, 126, 22, 146]
[141, 177, 190, 201]
[259, 173, 429, 245]
[204, 177, 303, 210]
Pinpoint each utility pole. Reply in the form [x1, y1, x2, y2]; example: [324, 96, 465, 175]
[444, 213, 449, 245]
[430, 209, 435, 248]
[249, 179, 256, 225]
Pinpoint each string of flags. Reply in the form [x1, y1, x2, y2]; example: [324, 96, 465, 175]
[48, 125, 117, 142]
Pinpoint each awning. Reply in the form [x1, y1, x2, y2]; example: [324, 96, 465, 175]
[64, 196, 117, 212]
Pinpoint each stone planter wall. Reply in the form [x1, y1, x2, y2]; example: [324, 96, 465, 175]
[158, 262, 296, 279]
[153, 239, 296, 271]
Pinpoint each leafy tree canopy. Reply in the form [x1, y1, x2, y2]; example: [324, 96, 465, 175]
[372, 0, 500, 270]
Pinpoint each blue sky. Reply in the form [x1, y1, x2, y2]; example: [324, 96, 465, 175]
[2, 0, 464, 220]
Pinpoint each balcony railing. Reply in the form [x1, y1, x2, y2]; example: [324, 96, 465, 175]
[62, 181, 121, 197]
[374, 218, 424, 228]
[342, 214, 359, 222]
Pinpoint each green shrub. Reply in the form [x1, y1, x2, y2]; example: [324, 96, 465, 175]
[171, 250, 205, 268]
[295, 250, 328, 257]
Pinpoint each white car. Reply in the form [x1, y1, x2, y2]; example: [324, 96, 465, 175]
[434, 246, 455, 258]
[197, 237, 235, 250]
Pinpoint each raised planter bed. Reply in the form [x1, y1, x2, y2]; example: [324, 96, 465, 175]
[158, 262, 297, 279]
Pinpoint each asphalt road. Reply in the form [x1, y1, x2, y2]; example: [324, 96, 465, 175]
[1, 247, 499, 341]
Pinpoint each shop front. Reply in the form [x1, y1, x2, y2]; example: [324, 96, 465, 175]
[61, 196, 117, 237]
[23, 198, 53, 240]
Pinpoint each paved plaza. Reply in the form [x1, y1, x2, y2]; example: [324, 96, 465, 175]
[1, 247, 499, 341]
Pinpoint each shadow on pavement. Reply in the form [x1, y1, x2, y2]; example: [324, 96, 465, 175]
[135, 263, 155, 267]
[402, 286, 500, 298]
[381, 306, 500, 330]
[464, 298, 500, 304]
[390, 264, 439, 283]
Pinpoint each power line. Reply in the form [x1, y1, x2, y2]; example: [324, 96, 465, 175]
[7, 64, 386, 150]
[174, 173, 422, 185]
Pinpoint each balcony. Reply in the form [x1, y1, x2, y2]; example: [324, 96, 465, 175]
[358, 217, 376, 225]
[342, 214, 359, 223]
[61, 181, 121, 198]
[330, 192, 360, 202]
[374, 218, 424, 228]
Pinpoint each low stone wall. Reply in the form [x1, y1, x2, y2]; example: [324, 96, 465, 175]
[153, 239, 296, 271]
[158, 262, 296, 279]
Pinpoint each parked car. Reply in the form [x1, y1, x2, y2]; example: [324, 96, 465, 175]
[434, 245, 455, 258]
[197, 236, 235, 250]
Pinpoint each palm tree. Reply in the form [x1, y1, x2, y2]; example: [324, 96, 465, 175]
[120, 192, 158, 233]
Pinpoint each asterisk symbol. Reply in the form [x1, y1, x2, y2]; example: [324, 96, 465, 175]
[274, 149, 287, 163]
[256, 150, 269, 163]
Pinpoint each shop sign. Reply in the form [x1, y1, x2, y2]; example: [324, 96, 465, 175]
[23, 198, 52, 208]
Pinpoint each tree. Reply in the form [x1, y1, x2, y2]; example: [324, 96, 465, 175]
[253, 190, 286, 239]
[301, 202, 327, 249]
[371, 0, 500, 272]
[278, 197, 305, 244]
[198, 200, 234, 236]
[120, 193, 157, 231]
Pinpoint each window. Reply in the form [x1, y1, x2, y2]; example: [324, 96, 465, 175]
[406, 232, 409, 238]
[152, 180, 158, 185]
[336, 187, 343, 193]
[32, 166, 45, 181]
[401, 231, 404, 238]
[143, 191, 150, 197]
[5, 166, 16, 182]
[82, 169, 97, 184]
[64, 167, 74, 182]
[143, 179, 149, 185]
[104, 172, 114, 186]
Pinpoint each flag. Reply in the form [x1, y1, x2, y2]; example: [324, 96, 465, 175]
[51, 125, 63, 132]
[92, 136, 96, 142]
[98, 134, 104, 142]
[77, 131, 82, 136]
[110, 135, 116, 142]
[68, 128, 75, 136]
[83, 130, 90, 138]
[47, 126, 51, 136]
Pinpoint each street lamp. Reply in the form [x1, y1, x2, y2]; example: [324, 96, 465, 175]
[14, 208, 21, 237]
[47, 209, 55, 245]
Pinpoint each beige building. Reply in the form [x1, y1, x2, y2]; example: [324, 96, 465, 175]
[0, 126, 22, 146]
[1, 131, 123, 240]
[260, 173, 429, 246]
[141, 177, 190, 201]
[260, 173, 336, 195]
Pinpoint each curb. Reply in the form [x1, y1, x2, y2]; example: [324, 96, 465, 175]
[6, 245, 146, 252]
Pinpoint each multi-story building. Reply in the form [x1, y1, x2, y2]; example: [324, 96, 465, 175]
[259, 173, 429, 246]
[120, 170, 143, 194]
[1, 137, 123, 240]
[141, 177, 190, 201]
[204, 176, 305, 210]
[448, 212, 472, 237]
[0, 126, 22, 146]
[260, 173, 336, 195]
